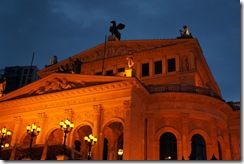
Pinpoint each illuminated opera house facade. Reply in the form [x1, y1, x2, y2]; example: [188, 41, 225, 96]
[0, 33, 240, 160]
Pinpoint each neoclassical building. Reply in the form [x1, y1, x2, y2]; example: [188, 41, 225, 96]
[0, 34, 240, 160]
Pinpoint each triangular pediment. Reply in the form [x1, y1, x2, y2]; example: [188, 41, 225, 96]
[0, 73, 134, 101]
[37, 39, 194, 78]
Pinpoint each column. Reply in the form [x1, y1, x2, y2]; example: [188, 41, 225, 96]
[181, 113, 189, 160]
[36, 112, 47, 144]
[149, 59, 153, 76]
[122, 100, 132, 160]
[64, 108, 73, 148]
[136, 62, 141, 78]
[223, 129, 232, 160]
[11, 116, 22, 146]
[35, 112, 47, 160]
[210, 118, 218, 159]
[229, 128, 239, 160]
[146, 113, 154, 160]
[9, 116, 22, 160]
[162, 56, 167, 74]
[93, 104, 102, 160]
[175, 54, 180, 72]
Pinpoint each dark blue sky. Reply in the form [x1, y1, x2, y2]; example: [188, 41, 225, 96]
[0, 0, 241, 102]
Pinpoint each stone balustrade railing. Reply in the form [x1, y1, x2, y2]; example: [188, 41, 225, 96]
[146, 84, 223, 101]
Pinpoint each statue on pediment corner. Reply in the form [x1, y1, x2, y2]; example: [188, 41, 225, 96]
[178, 25, 193, 39]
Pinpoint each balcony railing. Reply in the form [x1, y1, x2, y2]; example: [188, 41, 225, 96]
[146, 84, 223, 101]
[227, 101, 240, 111]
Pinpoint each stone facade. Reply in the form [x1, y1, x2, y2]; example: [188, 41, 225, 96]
[0, 38, 240, 160]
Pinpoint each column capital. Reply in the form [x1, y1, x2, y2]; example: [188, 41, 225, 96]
[38, 112, 47, 120]
[123, 100, 132, 110]
[64, 108, 73, 119]
[13, 116, 22, 123]
[93, 104, 102, 113]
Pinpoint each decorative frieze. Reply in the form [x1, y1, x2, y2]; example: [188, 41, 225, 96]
[103, 106, 126, 121]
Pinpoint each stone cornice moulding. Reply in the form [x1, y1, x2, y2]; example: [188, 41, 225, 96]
[0, 73, 139, 102]
[147, 93, 231, 122]
[0, 79, 145, 113]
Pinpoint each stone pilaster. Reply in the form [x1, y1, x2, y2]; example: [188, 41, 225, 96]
[149, 59, 153, 76]
[36, 112, 47, 144]
[64, 108, 73, 148]
[11, 116, 22, 146]
[223, 129, 231, 160]
[146, 113, 154, 160]
[122, 100, 132, 160]
[181, 113, 189, 160]
[210, 118, 217, 159]
[93, 104, 102, 160]
[9, 116, 22, 160]
[229, 128, 239, 160]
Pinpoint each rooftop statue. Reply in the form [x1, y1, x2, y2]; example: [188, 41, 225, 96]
[126, 55, 134, 69]
[109, 20, 125, 40]
[178, 25, 193, 39]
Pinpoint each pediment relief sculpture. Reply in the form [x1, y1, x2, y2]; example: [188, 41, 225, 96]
[28, 78, 87, 96]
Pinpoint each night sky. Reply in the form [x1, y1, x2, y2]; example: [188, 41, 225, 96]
[0, 0, 241, 102]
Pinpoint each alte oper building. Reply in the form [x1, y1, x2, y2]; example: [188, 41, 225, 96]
[0, 26, 240, 160]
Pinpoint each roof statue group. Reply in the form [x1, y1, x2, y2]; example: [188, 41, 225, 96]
[178, 25, 193, 39]
[43, 22, 192, 75]
[109, 20, 125, 41]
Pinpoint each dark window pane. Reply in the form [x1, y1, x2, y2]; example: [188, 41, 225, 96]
[142, 63, 149, 77]
[118, 67, 125, 72]
[154, 60, 162, 74]
[190, 134, 206, 160]
[168, 58, 176, 72]
[160, 132, 177, 160]
[106, 70, 113, 76]
[95, 72, 102, 75]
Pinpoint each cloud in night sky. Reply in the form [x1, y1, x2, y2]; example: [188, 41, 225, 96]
[0, 0, 241, 102]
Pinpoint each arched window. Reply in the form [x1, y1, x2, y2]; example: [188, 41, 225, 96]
[190, 134, 206, 160]
[159, 132, 177, 160]
[217, 141, 222, 160]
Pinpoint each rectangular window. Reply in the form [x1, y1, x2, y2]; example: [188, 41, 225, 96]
[168, 58, 176, 72]
[154, 60, 162, 74]
[142, 63, 149, 77]
[118, 67, 125, 72]
[106, 70, 113, 76]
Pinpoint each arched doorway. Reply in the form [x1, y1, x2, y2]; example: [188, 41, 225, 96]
[73, 125, 92, 160]
[45, 128, 63, 159]
[159, 132, 177, 160]
[189, 134, 206, 160]
[103, 122, 123, 160]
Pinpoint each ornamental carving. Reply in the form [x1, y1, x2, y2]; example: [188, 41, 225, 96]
[104, 107, 125, 120]
[123, 100, 132, 110]
[28, 78, 86, 96]
[68, 44, 164, 64]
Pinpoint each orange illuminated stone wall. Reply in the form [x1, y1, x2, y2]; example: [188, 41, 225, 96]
[0, 38, 240, 160]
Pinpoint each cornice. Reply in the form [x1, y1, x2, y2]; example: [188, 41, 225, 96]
[0, 73, 136, 101]
[0, 79, 143, 115]
[147, 92, 233, 119]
